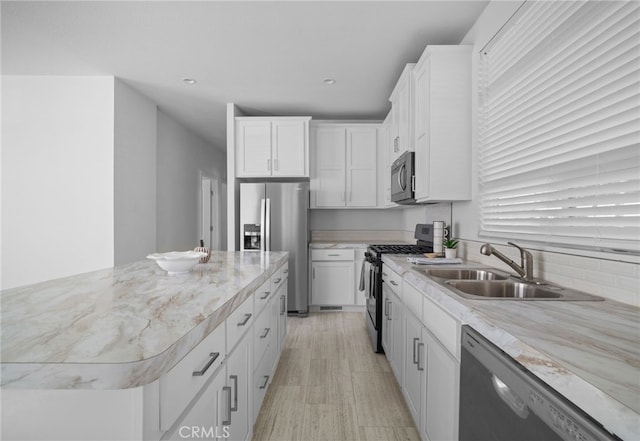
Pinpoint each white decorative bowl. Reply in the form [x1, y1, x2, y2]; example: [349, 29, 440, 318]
[147, 251, 208, 275]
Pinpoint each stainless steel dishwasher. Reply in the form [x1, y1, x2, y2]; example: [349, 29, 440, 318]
[459, 326, 619, 441]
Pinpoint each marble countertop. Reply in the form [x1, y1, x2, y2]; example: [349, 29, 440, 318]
[309, 241, 412, 249]
[382, 255, 640, 440]
[1, 251, 288, 390]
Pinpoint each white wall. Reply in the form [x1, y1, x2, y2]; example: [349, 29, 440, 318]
[114, 80, 157, 265]
[453, 1, 639, 306]
[156, 109, 226, 252]
[1, 76, 115, 289]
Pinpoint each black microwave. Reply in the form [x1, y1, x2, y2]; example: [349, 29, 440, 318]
[391, 151, 415, 204]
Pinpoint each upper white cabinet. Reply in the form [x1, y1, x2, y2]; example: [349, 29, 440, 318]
[235, 117, 311, 178]
[310, 123, 378, 209]
[389, 64, 415, 163]
[412, 46, 472, 202]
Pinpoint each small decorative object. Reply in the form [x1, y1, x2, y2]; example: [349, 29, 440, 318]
[424, 252, 438, 259]
[147, 251, 207, 275]
[444, 238, 459, 259]
[194, 239, 211, 263]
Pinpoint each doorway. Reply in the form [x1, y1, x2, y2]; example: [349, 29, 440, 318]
[200, 174, 220, 250]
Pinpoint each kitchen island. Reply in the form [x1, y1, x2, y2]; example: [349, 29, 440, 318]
[382, 255, 639, 441]
[1, 251, 289, 440]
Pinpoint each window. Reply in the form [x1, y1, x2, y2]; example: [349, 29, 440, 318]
[478, 1, 640, 255]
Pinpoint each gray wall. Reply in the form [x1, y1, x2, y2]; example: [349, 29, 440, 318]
[156, 109, 227, 252]
[114, 80, 158, 265]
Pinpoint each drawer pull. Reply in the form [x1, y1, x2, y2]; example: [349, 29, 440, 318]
[222, 386, 232, 425]
[259, 375, 270, 389]
[260, 291, 270, 300]
[283, 269, 289, 274]
[274, 277, 282, 284]
[230, 374, 239, 412]
[328, 253, 340, 257]
[390, 280, 399, 287]
[260, 327, 271, 339]
[388, 302, 392, 320]
[412, 337, 420, 365]
[384, 299, 389, 317]
[237, 313, 252, 326]
[192, 352, 220, 377]
[280, 295, 286, 315]
[382, 272, 388, 277]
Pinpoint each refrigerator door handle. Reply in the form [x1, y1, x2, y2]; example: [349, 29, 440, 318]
[260, 198, 266, 252]
[265, 198, 271, 252]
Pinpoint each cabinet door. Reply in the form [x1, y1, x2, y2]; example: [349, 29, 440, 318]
[403, 312, 424, 427]
[346, 128, 377, 207]
[311, 261, 354, 305]
[223, 339, 251, 441]
[390, 290, 404, 384]
[166, 368, 226, 441]
[396, 75, 412, 155]
[312, 127, 346, 207]
[423, 330, 460, 441]
[381, 283, 391, 354]
[236, 121, 272, 177]
[413, 59, 430, 201]
[272, 121, 306, 177]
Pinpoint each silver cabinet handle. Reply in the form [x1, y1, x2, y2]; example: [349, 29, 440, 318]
[274, 158, 279, 171]
[384, 298, 389, 318]
[312, 268, 316, 279]
[222, 386, 232, 425]
[237, 313, 252, 326]
[388, 302, 392, 321]
[413, 337, 420, 365]
[230, 374, 238, 412]
[260, 291, 270, 300]
[260, 327, 271, 339]
[280, 294, 286, 315]
[417, 342, 425, 371]
[390, 280, 398, 287]
[328, 254, 340, 257]
[267, 159, 271, 171]
[259, 375, 270, 389]
[283, 269, 289, 274]
[274, 277, 282, 284]
[382, 272, 388, 277]
[412, 175, 416, 192]
[192, 352, 220, 377]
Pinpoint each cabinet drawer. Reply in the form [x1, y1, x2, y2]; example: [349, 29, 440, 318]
[253, 344, 275, 421]
[159, 324, 225, 431]
[271, 267, 285, 294]
[423, 295, 460, 360]
[281, 262, 289, 281]
[226, 295, 254, 353]
[311, 249, 354, 261]
[253, 307, 273, 371]
[403, 281, 423, 321]
[255, 278, 273, 312]
[382, 267, 402, 295]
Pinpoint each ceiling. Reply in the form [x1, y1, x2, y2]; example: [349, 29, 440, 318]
[1, 1, 489, 151]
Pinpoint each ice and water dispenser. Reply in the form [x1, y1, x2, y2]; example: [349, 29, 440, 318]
[243, 224, 261, 250]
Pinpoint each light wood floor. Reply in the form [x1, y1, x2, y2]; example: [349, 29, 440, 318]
[252, 312, 420, 441]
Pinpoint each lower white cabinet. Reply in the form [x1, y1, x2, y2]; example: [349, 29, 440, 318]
[310, 249, 356, 306]
[403, 311, 425, 425]
[224, 338, 251, 441]
[423, 329, 459, 441]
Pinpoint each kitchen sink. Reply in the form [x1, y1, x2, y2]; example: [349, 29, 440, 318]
[425, 268, 509, 281]
[444, 280, 603, 301]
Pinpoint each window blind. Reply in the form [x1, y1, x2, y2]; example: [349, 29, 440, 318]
[478, 0, 640, 254]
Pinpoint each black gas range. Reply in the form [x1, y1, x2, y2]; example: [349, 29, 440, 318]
[363, 224, 434, 353]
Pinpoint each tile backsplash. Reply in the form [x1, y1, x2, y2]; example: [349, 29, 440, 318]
[460, 240, 640, 307]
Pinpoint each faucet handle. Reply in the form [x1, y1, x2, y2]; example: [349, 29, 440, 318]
[508, 242, 534, 280]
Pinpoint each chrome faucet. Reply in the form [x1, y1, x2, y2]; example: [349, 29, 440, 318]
[480, 242, 534, 282]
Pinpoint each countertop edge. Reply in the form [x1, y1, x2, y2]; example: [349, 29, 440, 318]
[1, 253, 288, 390]
[382, 255, 639, 440]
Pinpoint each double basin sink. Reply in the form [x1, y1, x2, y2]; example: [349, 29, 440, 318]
[420, 268, 603, 301]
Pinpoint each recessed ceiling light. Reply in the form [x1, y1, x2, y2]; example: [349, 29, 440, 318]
[323, 78, 336, 85]
[182, 78, 197, 85]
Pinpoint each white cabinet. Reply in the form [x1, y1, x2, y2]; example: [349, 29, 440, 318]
[235, 117, 310, 178]
[382, 266, 403, 381]
[403, 311, 424, 426]
[310, 249, 361, 306]
[379, 112, 397, 208]
[223, 338, 251, 441]
[310, 123, 378, 208]
[422, 330, 459, 441]
[412, 46, 472, 202]
[389, 64, 415, 162]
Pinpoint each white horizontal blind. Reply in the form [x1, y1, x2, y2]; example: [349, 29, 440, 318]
[478, 1, 640, 254]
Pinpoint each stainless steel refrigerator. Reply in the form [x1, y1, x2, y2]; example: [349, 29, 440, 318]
[240, 182, 309, 316]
